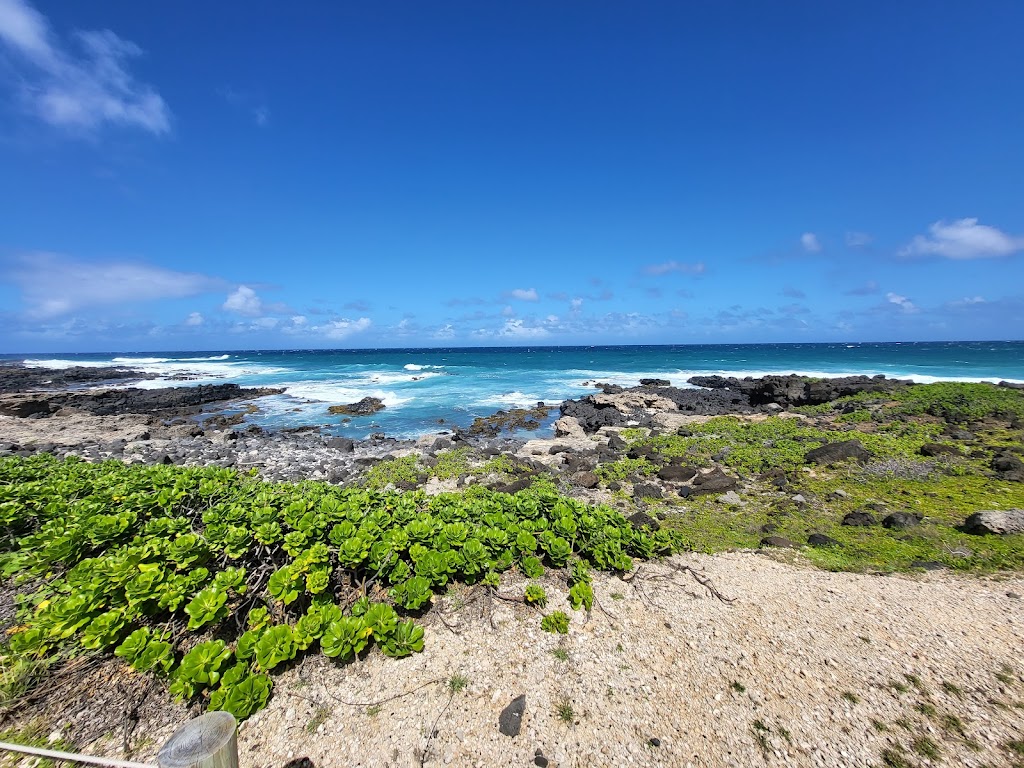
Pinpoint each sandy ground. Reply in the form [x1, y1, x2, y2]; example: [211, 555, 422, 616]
[195, 553, 1022, 768]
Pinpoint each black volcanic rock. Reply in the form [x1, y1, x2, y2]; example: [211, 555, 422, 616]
[0, 362, 157, 394]
[687, 374, 909, 408]
[328, 397, 386, 416]
[0, 383, 283, 418]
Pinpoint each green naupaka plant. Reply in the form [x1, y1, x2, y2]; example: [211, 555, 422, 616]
[0, 454, 687, 723]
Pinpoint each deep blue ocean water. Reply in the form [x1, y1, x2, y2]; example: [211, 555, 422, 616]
[8, 342, 1024, 439]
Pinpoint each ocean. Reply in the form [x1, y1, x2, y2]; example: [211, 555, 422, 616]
[9, 342, 1024, 439]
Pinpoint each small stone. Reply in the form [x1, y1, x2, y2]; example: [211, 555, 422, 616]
[1007, 592, 1021, 599]
[718, 490, 744, 506]
[534, 751, 549, 767]
[649, 737, 661, 748]
[791, 494, 806, 504]
[498, 694, 526, 737]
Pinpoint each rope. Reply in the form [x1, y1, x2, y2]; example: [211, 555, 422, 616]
[0, 741, 154, 768]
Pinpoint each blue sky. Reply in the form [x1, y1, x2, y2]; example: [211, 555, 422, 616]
[1, 1, 1022, 352]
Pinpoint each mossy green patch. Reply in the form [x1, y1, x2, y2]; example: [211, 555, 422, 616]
[595, 457, 656, 483]
[364, 455, 420, 489]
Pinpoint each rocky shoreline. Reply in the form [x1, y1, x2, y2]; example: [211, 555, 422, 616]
[0, 362, 916, 487]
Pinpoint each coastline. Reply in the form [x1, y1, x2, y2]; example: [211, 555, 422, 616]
[1, 363, 1023, 767]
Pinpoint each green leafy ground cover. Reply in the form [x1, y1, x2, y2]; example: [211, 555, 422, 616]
[0, 455, 680, 720]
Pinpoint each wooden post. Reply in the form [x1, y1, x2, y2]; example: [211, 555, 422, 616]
[157, 711, 238, 768]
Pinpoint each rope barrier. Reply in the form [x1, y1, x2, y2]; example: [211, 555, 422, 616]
[0, 740, 154, 768]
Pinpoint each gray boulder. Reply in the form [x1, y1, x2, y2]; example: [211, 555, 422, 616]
[964, 509, 1024, 535]
[805, 440, 870, 465]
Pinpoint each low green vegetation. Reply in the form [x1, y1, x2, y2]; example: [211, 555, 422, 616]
[555, 697, 575, 724]
[0, 454, 682, 720]
[541, 611, 570, 634]
[614, 388, 1024, 573]
[365, 448, 521, 490]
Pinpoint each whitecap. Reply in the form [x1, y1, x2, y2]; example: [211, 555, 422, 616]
[474, 391, 548, 409]
[279, 381, 412, 409]
[112, 357, 171, 364]
[22, 358, 115, 369]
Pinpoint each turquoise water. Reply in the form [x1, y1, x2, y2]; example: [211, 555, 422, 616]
[9, 342, 1024, 438]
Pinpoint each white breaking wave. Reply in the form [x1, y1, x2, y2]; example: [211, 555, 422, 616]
[403, 363, 444, 371]
[474, 391, 551, 409]
[278, 381, 411, 409]
[362, 371, 443, 385]
[22, 359, 114, 369]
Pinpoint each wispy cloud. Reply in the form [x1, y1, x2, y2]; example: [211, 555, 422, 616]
[508, 288, 539, 301]
[946, 296, 987, 308]
[0, 0, 171, 135]
[6, 252, 220, 318]
[801, 233, 822, 253]
[314, 317, 372, 339]
[219, 86, 269, 127]
[222, 285, 264, 316]
[498, 319, 549, 338]
[845, 231, 873, 248]
[184, 312, 204, 326]
[900, 218, 1024, 260]
[886, 292, 919, 313]
[432, 323, 455, 340]
[845, 280, 880, 296]
[782, 286, 806, 299]
[643, 261, 706, 276]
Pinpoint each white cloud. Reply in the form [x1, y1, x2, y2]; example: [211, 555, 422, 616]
[509, 288, 539, 301]
[900, 218, 1024, 259]
[947, 296, 987, 308]
[317, 317, 371, 339]
[643, 261, 706, 276]
[886, 292, 919, 313]
[570, 298, 583, 311]
[501, 305, 516, 317]
[801, 233, 822, 253]
[7, 252, 220, 318]
[222, 285, 263, 316]
[251, 317, 278, 329]
[498, 319, 549, 339]
[185, 312, 204, 326]
[0, 0, 171, 135]
[291, 315, 307, 326]
[845, 231, 873, 248]
[432, 323, 455, 339]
